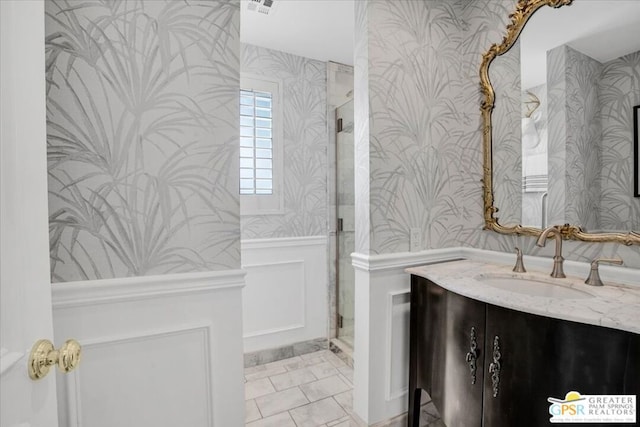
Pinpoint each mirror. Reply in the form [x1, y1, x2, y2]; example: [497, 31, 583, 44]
[480, 0, 640, 245]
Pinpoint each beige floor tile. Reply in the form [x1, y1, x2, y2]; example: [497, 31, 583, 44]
[245, 399, 261, 423]
[264, 356, 302, 370]
[255, 387, 309, 417]
[324, 352, 347, 368]
[269, 367, 317, 391]
[300, 350, 330, 360]
[309, 361, 340, 379]
[338, 366, 354, 384]
[245, 364, 287, 381]
[284, 356, 326, 371]
[246, 411, 297, 427]
[419, 401, 441, 426]
[300, 375, 351, 402]
[289, 397, 348, 427]
[327, 415, 352, 426]
[245, 377, 276, 400]
[333, 390, 353, 415]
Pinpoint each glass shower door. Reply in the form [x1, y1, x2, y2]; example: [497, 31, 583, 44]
[336, 100, 354, 347]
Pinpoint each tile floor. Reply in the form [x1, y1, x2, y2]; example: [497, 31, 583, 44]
[244, 350, 443, 427]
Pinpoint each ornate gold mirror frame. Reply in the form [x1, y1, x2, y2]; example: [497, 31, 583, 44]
[479, 0, 640, 245]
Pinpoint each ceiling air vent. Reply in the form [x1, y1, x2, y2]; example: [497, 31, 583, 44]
[247, 0, 277, 15]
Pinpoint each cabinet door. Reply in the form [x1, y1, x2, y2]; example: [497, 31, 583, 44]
[414, 280, 485, 427]
[483, 305, 631, 427]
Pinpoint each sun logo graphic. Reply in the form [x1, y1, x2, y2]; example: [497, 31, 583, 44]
[548, 391, 586, 419]
[548, 391, 636, 423]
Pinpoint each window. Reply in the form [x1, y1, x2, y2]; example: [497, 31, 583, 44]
[240, 89, 273, 195]
[239, 75, 283, 214]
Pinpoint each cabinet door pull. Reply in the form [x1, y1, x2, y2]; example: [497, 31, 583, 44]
[465, 327, 478, 384]
[488, 335, 501, 398]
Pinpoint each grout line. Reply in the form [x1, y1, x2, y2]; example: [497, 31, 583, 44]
[288, 409, 300, 427]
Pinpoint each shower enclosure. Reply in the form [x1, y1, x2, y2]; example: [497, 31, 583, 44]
[335, 99, 354, 347]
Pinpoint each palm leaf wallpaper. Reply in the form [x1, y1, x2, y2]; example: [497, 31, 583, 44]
[599, 51, 640, 232]
[358, 0, 640, 267]
[359, 0, 468, 254]
[547, 45, 602, 230]
[239, 44, 328, 239]
[354, 0, 371, 254]
[45, 0, 240, 282]
[43, 0, 640, 282]
[490, 40, 522, 225]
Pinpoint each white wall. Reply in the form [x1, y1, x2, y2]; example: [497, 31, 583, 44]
[242, 237, 328, 353]
[52, 271, 245, 427]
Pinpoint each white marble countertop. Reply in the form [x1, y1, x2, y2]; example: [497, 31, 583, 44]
[406, 260, 640, 335]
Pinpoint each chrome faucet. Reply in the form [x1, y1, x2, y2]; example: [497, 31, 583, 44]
[536, 226, 566, 278]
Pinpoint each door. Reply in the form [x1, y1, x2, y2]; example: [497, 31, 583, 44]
[408, 279, 485, 427]
[482, 304, 631, 426]
[335, 99, 355, 345]
[1, 1, 59, 426]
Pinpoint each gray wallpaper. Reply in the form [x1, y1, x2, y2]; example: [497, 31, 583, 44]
[599, 51, 640, 232]
[45, 0, 241, 282]
[491, 40, 523, 225]
[240, 44, 328, 239]
[354, 0, 371, 254]
[547, 45, 602, 230]
[356, 0, 467, 254]
[357, 0, 640, 268]
[546, 45, 569, 228]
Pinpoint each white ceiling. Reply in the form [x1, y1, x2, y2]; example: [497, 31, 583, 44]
[521, 0, 640, 89]
[239, 0, 640, 88]
[240, 0, 355, 66]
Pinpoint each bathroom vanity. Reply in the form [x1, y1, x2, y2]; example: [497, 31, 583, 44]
[406, 260, 640, 427]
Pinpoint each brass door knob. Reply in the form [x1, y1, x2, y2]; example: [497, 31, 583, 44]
[29, 339, 82, 380]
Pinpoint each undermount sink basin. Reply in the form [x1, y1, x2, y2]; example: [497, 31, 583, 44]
[476, 275, 593, 299]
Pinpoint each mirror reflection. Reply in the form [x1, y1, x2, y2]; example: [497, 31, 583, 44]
[491, 0, 640, 234]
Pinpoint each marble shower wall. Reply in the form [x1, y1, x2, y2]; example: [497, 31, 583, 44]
[240, 44, 328, 239]
[356, 0, 640, 268]
[45, 0, 241, 282]
[599, 51, 640, 232]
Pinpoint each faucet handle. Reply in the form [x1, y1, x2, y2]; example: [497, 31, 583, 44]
[512, 247, 526, 272]
[584, 258, 623, 286]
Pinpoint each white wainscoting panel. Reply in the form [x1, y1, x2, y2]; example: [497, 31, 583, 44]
[386, 291, 410, 401]
[241, 236, 328, 353]
[352, 249, 464, 425]
[52, 270, 245, 427]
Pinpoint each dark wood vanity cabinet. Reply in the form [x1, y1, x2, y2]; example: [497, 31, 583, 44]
[408, 275, 640, 427]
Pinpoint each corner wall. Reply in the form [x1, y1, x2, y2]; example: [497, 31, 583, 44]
[46, 0, 241, 282]
[45, 2, 245, 425]
[352, 0, 640, 424]
[239, 44, 330, 353]
[240, 44, 328, 239]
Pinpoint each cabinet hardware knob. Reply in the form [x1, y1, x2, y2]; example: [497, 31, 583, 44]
[465, 327, 478, 384]
[488, 335, 501, 397]
[29, 338, 82, 380]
